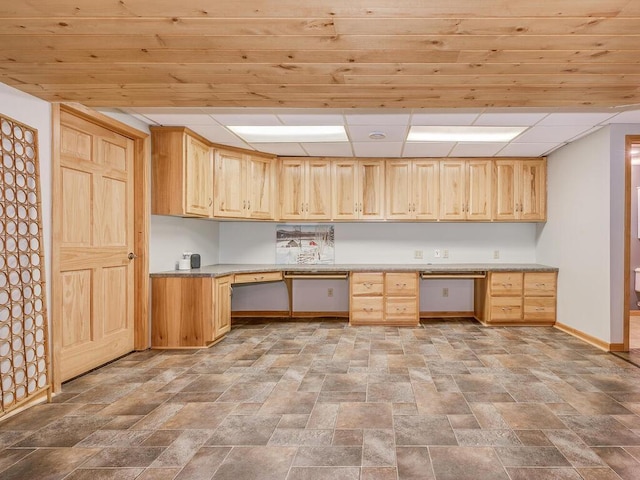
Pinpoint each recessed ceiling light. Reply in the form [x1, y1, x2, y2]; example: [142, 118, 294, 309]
[368, 131, 387, 140]
[407, 126, 527, 142]
[228, 125, 347, 143]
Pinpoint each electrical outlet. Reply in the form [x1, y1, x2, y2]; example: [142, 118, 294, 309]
[493, 250, 500, 259]
[414, 250, 423, 259]
[443, 287, 449, 297]
[434, 249, 441, 258]
[327, 288, 334, 297]
[443, 249, 449, 259]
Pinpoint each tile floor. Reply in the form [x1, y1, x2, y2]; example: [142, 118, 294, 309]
[2, 318, 640, 480]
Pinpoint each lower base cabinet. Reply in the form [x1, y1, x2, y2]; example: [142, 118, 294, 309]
[349, 272, 419, 326]
[151, 275, 232, 348]
[474, 271, 557, 325]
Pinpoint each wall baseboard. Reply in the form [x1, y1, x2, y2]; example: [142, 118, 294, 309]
[420, 311, 475, 319]
[554, 322, 614, 352]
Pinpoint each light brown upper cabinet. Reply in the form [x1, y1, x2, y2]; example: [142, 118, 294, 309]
[332, 159, 385, 220]
[151, 127, 213, 217]
[279, 158, 331, 220]
[494, 158, 546, 221]
[440, 159, 492, 221]
[386, 159, 439, 220]
[214, 147, 277, 220]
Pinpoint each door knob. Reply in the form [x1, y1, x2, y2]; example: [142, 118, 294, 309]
[128, 252, 138, 260]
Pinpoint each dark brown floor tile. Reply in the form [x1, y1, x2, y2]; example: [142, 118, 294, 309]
[82, 447, 165, 468]
[566, 393, 634, 415]
[368, 382, 415, 403]
[161, 403, 234, 430]
[394, 415, 457, 446]
[333, 429, 364, 446]
[0, 404, 80, 431]
[64, 468, 144, 479]
[207, 415, 280, 446]
[336, 403, 393, 429]
[174, 446, 231, 480]
[505, 467, 584, 480]
[77, 429, 152, 447]
[545, 430, 607, 467]
[494, 403, 566, 429]
[396, 446, 435, 480]
[179, 374, 239, 393]
[448, 414, 480, 429]
[260, 392, 318, 414]
[293, 446, 362, 467]
[322, 374, 368, 392]
[141, 430, 183, 447]
[515, 430, 554, 446]
[414, 383, 471, 415]
[212, 446, 296, 480]
[317, 391, 367, 403]
[286, 466, 360, 480]
[0, 448, 35, 473]
[216, 382, 276, 403]
[0, 447, 100, 480]
[576, 466, 630, 480]
[429, 446, 510, 480]
[562, 416, 640, 446]
[152, 430, 212, 467]
[102, 415, 146, 430]
[131, 403, 186, 431]
[592, 446, 640, 479]
[16, 416, 113, 447]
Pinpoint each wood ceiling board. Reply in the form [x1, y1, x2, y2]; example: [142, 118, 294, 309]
[3, 1, 640, 108]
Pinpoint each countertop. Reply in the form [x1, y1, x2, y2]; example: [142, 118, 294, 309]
[150, 263, 558, 278]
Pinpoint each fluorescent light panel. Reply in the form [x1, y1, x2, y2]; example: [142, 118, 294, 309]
[228, 125, 347, 143]
[408, 126, 527, 142]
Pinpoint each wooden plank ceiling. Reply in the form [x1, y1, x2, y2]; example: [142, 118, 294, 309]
[1, 0, 640, 108]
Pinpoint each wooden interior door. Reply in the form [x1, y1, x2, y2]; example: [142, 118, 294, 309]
[55, 110, 135, 382]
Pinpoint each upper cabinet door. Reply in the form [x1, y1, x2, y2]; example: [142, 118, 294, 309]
[359, 160, 385, 220]
[439, 160, 466, 220]
[385, 160, 412, 220]
[279, 159, 305, 220]
[332, 159, 359, 220]
[184, 135, 213, 217]
[413, 160, 439, 220]
[214, 149, 246, 218]
[306, 159, 332, 220]
[246, 155, 276, 220]
[520, 159, 546, 221]
[466, 159, 492, 221]
[493, 160, 518, 220]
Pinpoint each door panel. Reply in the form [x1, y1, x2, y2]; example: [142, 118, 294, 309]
[440, 161, 466, 220]
[279, 160, 305, 219]
[184, 136, 212, 217]
[247, 155, 275, 219]
[413, 160, 439, 220]
[360, 161, 384, 220]
[493, 160, 518, 220]
[332, 160, 358, 220]
[306, 159, 331, 220]
[385, 160, 412, 220]
[214, 149, 244, 218]
[467, 160, 492, 220]
[57, 111, 135, 382]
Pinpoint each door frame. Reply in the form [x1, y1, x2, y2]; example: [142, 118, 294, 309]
[51, 103, 149, 391]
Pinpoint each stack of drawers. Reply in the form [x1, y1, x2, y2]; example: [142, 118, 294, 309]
[350, 272, 419, 326]
[476, 271, 557, 325]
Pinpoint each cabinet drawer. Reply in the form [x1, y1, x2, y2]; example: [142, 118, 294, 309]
[350, 297, 384, 322]
[385, 273, 418, 296]
[385, 297, 418, 318]
[234, 271, 283, 284]
[490, 297, 522, 320]
[351, 273, 384, 296]
[524, 272, 556, 297]
[524, 297, 556, 321]
[490, 272, 523, 296]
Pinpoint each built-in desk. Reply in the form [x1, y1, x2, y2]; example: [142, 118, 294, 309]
[150, 263, 558, 348]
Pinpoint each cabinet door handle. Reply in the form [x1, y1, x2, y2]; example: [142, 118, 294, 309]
[396, 283, 406, 288]
[536, 283, 546, 287]
[243, 200, 246, 209]
[247, 200, 251, 210]
[209, 198, 213, 207]
[536, 307, 544, 311]
[364, 282, 372, 288]
[255, 276, 264, 281]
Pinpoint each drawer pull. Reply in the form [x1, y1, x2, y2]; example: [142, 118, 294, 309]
[395, 307, 407, 312]
[536, 283, 546, 287]
[364, 282, 372, 288]
[363, 307, 374, 313]
[395, 283, 407, 288]
[255, 276, 264, 281]
[536, 307, 544, 311]
[501, 283, 512, 288]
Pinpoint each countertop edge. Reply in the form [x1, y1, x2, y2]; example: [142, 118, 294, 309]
[150, 263, 558, 278]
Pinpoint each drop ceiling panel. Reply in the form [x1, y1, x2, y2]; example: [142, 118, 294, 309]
[345, 112, 410, 125]
[141, 113, 218, 126]
[513, 125, 593, 143]
[277, 113, 346, 125]
[301, 142, 353, 157]
[410, 112, 480, 126]
[188, 125, 247, 145]
[346, 125, 409, 142]
[496, 143, 560, 157]
[473, 112, 548, 126]
[449, 143, 507, 157]
[537, 112, 617, 126]
[352, 142, 403, 157]
[250, 143, 307, 156]
[402, 142, 455, 157]
[209, 113, 282, 126]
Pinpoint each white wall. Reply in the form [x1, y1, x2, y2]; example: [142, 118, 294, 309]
[536, 126, 627, 344]
[0, 83, 52, 315]
[149, 216, 219, 272]
[222, 221, 536, 312]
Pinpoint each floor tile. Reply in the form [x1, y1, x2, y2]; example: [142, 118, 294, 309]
[429, 446, 510, 480]
[212, 446, 296, 480]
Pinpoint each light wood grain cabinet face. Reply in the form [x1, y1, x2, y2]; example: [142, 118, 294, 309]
[215, 276, 232, 337]
[151, 127, 213, 218]
[280, 158, 331, 220]
[386, 160, 439, 220]
[494, 158, 546, 221]
[333, 159, 384, 220]
[350, 272, 418, 326]
[440, 160, 492, 221]
[214, 148, 277, 220]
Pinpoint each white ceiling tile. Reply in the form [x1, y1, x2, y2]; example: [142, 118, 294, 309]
[188, 125, 245, 144]
[250, 143, 307, 156]
[537, 112, 616, 126]
[410, 112, 479, 126]
[496, 143, 561, 157]
[345, 112, 410, 125]
[352, 142, 403, 157]
[346, 125, 409, 142]
[449, 143, 507, 157]
[604, 109, 640, 124]
[301, 142, 353, 156]
[473, 112, 547, 126]
[402, 142, 455, 157]
[210, 113, 282, 126]
[142, 113, 217, 126]
[277, 112, 345, 125]
[513, 125, 592, 143]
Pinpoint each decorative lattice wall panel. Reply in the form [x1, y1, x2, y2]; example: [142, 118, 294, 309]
[0, 114, 50, 416]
